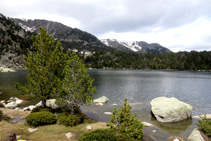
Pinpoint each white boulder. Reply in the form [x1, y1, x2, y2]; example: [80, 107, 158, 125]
[5, 101, 17, 109]
[46, 99, 60, 109]
[28, 128, 38, 133]
[93, 96, 108, 103]
[187, 128, 204, 141]
[104, 112, 112, 115]
[86, 125, 92, 130]
[150, 97, 192, 122]
[35, 101, 42, 107]
[14, 97, 23, 104]
[28, 105, 36, 111]
[65, 132, 72, 139]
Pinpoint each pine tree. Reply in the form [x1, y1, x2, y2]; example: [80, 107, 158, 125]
[15, 27, 96, 110]
[107, 98, 145, 140]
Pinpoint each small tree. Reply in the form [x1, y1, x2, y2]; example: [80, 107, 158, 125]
[15, 27, 96, 110]
[56, 51, 97, 114]
[107, 98, 145, 140]
[196, 114, 211, 137]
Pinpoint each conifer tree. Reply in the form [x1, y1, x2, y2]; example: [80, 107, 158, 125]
[107, 98, 145, 140]
[15, 27, 96, 110]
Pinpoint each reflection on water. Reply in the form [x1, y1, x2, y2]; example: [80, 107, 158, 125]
[151, 115, 192, 134]
[1, 69, 211, 140]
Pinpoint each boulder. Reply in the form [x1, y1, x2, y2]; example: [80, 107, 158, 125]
[35, 101, 42, 107]
[86, 125, 92, 130]
[46, 99, 59, 109]
[28, 105, 36, 111]
[187, 128, 204, 141]
[28, 128, 38, 133]
[142, 122, 154, 127]
[93, 96, 108, 103]
[150, 97, 192, 122]
[104, 112, 112, 115]
[5, 101, 18, 109]
[14, 97, 23, 104]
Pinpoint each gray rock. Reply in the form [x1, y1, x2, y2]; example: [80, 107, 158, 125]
[46, 99, 59, 109]
[28, 105, 36, 111]
[5, 101, 18, 109]
[150, 97, 192, 122]
[187, 128, 204, 141]
[35, 101, 42, 107]
[65, 132, 72, 139]
[28, 128, 38, 133]
[96, 103, 103, 106]
[93, 96, 108, 103]
[104, 112, 112, 115]
[142, 122, 154, 127]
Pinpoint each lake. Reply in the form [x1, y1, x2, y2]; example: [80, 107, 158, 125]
[0, 69, 211, 140]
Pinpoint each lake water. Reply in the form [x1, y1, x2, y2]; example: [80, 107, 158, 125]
[0, 69, 211, 140]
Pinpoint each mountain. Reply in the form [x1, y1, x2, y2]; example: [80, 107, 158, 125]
[12, 18, 112, 52]
[0, 13, 32, 70]
[100, 39, 172, 54]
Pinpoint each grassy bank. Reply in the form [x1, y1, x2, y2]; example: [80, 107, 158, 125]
[0, 108, 107, 141]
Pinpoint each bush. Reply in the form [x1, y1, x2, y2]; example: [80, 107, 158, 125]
[0, 110, 3, 121]
[57, 113, 82, 127]
[107, 98, 145, 140]
[25, 111, 56, 127]
[196, 114, 211, 137]
[31, 106, 52, 113]
[78, 129, 118, 141]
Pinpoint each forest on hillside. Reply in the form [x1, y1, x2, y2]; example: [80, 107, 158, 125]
[83, 50, 211, 71]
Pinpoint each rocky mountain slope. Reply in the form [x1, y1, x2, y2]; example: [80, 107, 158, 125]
[101, 39, 172, 54]
[0, 14, 32, 70]
[12, 18, 112, 52]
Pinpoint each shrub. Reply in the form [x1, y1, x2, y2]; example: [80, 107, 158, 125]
[196, 114, 211, 137]
[25, 111, 56, 127]
[107, 98, 145, 140]
[78, 129, 118, 141]
[31, 106, 52, 113]
[0, 110, 3, 121]
[57, 113, 82, 127]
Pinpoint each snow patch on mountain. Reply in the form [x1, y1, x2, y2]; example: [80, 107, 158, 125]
[18, 22, 36, 32]
[100, 39, 142, 52]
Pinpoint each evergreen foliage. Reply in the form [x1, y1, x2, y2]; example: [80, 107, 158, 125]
[107, 98, 145, 140]
[15, 27, 96, 112]
[57, 113, 82, 127]
[25, 111, 57, 127]
[84, 50, 211, 71]
[78, 129, 118, 141]
[196, 114, 211, 137]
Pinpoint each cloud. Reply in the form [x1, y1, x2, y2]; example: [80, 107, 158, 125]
[0, 0, 211, 52]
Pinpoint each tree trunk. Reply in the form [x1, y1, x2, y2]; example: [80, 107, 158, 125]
[42, 98, 47, 108]
[71, 105, 74, 115]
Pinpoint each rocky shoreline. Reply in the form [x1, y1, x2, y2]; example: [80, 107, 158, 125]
[0, 96, 210, 141]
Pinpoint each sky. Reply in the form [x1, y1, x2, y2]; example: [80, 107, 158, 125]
[0, 0, 211, 52]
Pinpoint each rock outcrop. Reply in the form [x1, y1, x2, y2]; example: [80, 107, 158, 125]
[150, 97, 192, 122]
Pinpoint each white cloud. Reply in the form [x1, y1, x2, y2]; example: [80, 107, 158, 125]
[0, 0, 211, 52]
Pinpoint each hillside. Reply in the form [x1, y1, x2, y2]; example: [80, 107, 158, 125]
[12, 18, 113, 52]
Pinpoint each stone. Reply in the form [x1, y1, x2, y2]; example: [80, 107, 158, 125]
[28, 105, 36, 111]
[104, 112, 112, 115]
[152, 130, 156, 133]
[187, 128, 204, 141]
[14, 97, 23, 104]
[112, 104, 117, 106]
[65, 132, 72, 139]
[86, 125, 92, 130]
[150, 97, 192, 122]
[93, 96, 108, 103]
[35, 101, 42, 107]
[23, 107, 30, 111]
[0, 67, 16, 72]
[46, 99, 59, 109]
[28, 128, 38, 132]
[142, 122, 154, 127]
[193, 114, 211, 119]
[96, 102, 103, 106]
[5, 101, 18, 109]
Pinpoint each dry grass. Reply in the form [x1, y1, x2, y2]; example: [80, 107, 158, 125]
[0, 108, 107, 141]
